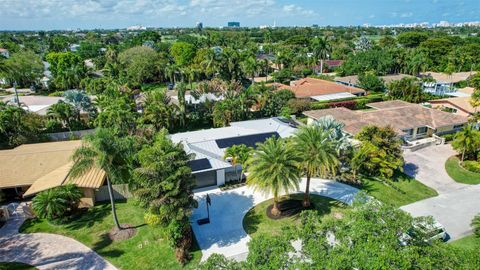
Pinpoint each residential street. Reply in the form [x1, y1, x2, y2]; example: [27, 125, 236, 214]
[401, 144, 480, 240]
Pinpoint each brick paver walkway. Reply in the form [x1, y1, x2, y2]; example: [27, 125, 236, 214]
[0, 204, 117, 270]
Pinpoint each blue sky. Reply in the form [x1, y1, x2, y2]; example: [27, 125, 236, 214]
[0, 0, 479, 30]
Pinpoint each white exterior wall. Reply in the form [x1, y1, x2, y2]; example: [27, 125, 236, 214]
[216, 169, 225, 186]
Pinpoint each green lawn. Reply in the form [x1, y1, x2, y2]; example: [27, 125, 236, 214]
[243, 194, 345, 238]
[20, 200, 201, 270]
[0, 262, 36, 270]
[450, 234, 480, 250]
[360, 172, 438, 207]
[445, 156, 480, 184]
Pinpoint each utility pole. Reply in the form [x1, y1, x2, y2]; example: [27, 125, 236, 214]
[13, 81, 20, 107]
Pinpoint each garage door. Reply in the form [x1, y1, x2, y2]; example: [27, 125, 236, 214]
[194, 170, 217, 188]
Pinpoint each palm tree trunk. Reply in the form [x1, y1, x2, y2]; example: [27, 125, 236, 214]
[107, 177, 121, 230]
[303, 173, 311, 208]
[320, 59, 324, 74]
[461, 149, 465, 162]
[272, 197, 280, 216]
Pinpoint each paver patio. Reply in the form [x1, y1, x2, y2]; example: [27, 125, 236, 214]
[191, 178, 359, 261]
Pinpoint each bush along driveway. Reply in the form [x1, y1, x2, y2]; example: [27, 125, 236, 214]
[445, 156, 480, 184]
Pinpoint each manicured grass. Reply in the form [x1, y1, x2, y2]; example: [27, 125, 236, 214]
[243, 194, 345, 238]
[450, 234, 480, 250]
[20, 200, 200, 270]
[445, 156, 480, 184]
[361, 172, 438, 207]
[0, 262, 36, 270]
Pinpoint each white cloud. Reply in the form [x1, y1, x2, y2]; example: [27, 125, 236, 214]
[282, 4, 314, 16]
[400, 12, 413, 18]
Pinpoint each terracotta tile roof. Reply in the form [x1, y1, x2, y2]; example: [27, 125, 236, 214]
[430, 97, 477, 115]
[304, 100, 468, 135]
[335, 74, 415, 86]
[286, 77, 365, 98]
[420, 71, 477, 84]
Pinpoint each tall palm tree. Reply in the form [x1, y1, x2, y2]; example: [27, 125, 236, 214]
[70, 128, 133, 230]
[242, 57, 260, 83]
[246, 137, 301, 216]
[311, 36, 331, 74]
[293, 125, 339, 207]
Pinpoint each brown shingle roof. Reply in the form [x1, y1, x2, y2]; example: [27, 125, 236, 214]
[304, 100, 468, 135]
[286, 77, 365, 98]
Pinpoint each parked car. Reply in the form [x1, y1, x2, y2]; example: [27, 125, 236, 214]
[399, 218, 447, 246]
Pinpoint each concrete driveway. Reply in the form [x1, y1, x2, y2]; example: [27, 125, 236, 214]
[403, 144, 469, 194]
[191, 178, 359, 261]
[402, 144, 480, 240]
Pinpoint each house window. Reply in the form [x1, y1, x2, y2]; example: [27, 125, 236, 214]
[404, 129, 414, 136]
[417, 127, 428, 134]
[453, 124, 464, 129]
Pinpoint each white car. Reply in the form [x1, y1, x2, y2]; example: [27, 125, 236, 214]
[399, 219, 447, 246]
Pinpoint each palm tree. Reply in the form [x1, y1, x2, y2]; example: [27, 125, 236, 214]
[175, 82, 188, 128]
[246, 137, 301, 216]
[223, 144, 253, 181]
[70, 128, 133, 229]
[293, 125, 339, 207]
[47, 100, 79, 130]
[242, 57, 260, 83]
[451, 125, 480, 161]
[311, 37, 331, 74]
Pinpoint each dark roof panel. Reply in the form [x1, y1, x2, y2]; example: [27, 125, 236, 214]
[215, 132, 279, 149]
[188, 158, 212, 172]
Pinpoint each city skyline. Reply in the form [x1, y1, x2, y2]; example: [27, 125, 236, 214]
[0, 0, 479, 30]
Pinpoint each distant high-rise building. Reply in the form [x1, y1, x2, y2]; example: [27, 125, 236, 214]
[227, 21, 240, 28]
[196, 22, 203, 31]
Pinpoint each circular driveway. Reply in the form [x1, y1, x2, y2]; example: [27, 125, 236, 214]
[190, 178, 359, 261]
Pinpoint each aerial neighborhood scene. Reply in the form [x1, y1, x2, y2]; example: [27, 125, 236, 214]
[2, 0, 480, 269]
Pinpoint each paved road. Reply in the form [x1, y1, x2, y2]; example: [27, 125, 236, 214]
[402, 144, 479, 240]
[0, 204, 117, 270]
[191, 178, 359, 261]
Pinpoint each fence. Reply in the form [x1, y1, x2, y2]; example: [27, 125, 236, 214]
[94, 184, 132, 202]
[46, 129, 95, 141]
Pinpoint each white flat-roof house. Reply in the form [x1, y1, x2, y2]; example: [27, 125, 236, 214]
[170, 118, 297, 188]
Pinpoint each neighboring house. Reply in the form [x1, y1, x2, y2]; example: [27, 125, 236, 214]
[170, 93, 224, 105]
[0, 48, 9, 58]
[70, 43, 80, 52]
[335, 74, 415, 88]
[1, 95, 63, 115]
[420, 71, 477, 97]
[429, 97, 477, 117]
[268, 77, 366, 101]
[170, 117, 297, 188]
[0, 141, 106, 207]
[303, 100, 468, 142]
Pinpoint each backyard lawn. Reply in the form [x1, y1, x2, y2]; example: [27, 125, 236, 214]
[360, 172, 438, 207]
[0, 262, 36, 270]
[445, 156, 480, 184]
[450, 234, 480, 250]
[20, 200, 201, 270]
[243, 194, 345, 238]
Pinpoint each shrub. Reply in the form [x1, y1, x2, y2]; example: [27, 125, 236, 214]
[328, 100, 357, 109]
[144, 212, 161, 226]
[463, 160, 480, 173]
[32, 184, 82, 221]
[472, 213, 480, 237]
